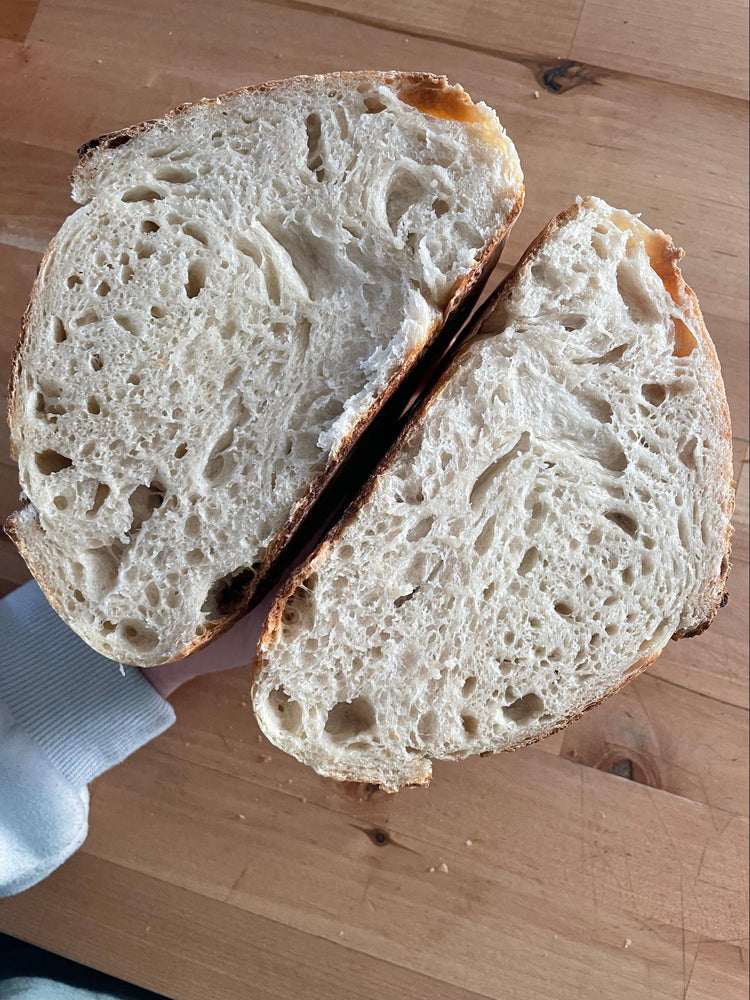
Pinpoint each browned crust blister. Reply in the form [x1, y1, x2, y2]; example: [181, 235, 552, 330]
[4, 71, 524, 666]
[255, 197, 734, 789]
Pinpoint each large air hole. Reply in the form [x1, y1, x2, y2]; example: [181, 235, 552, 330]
[385, 166, 429, 232]
[121, 186, 163, 203]
[462, 676, 477, 696]
[678, 512, 691, 548]
[183, 223, 209, 247]
[204, 425, 237, 484]
[517, 546, 539, 576]
[600, 444, 628, 473]
[470, 434, 530, 509]
[474, 515, 496, 556]
[605, 510, 638, 538]
[572, 388, 613, 424]
[418, 710, 437, 742]
[185, 261, 206, 298]
[269, 688, 303, 733]
[281, 584, 314, 628]
[35, 450, 73, 475]
[87, 482, 110, 516]
[201, 565, 256, 621]
[324, 697, 375, 743]
[119, 619, 159, 651]
[51, 317, 67, 343]
[406, 516, 434, 542]
[114, 314, 138, 335]
[304, 112, 325, 181]
[85, 544, 122, 598]
[147, 144, 178, 158]
[234, 234, 261, 264]
[678, 437, 698, 470]
[672, 318, 697, 357]
[554, 600, 573, 617]
[502, 692, 545, 726]
[127, 481, 165, 535]
[141, 220, 160, 233]
[363, 93, 386, 113]
[616, 262, 657, 322]
[461, 714, 479, 737]
[153, 165, 196, 184]
[572, 344, 627, 366]
[642, 383, 667, 407]
[76, 311, 100, 326]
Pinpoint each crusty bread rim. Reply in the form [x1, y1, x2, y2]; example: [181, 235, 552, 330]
[4, 71, 524, 663]
[252, 198, 734, 789]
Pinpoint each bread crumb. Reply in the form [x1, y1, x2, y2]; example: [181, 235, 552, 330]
[259, 753, 272, 763]
[465, 839, 473, 847]
[240, 701, 247, 707]
[286, 778, 293, 784]
[256, 735, 264, 744]
[437, 862, 449, 873]
[624, 939, 632, 948]
[533, 90, 540, 99]
[237, 813, 246, 820]
[338, 930, 345, 937]
[427, 866, 435, 873]
[301, 796, 307, 804]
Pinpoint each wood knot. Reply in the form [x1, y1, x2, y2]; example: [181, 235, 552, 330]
[537, 60, 599, 94]
[603, 753, 658, 788]
[610, 758, 634, 780]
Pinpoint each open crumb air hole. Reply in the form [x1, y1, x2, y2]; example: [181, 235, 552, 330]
[503, 692, 545, 726]
[201, 565, 257, 621]
[324, 697, 375, 744]
[35, 450, 73, 475]
[269, 688, 303, 733]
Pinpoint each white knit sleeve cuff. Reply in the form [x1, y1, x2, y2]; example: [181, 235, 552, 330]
[0, 581, 175, 787]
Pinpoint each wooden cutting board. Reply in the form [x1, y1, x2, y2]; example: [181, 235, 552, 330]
[0, 2, 747, 997]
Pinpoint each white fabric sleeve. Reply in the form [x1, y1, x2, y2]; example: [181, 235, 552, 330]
[0, 581, 175, 897]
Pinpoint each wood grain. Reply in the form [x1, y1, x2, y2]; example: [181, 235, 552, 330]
[572, 0, 750, 101]
[0, 1, 747, 997]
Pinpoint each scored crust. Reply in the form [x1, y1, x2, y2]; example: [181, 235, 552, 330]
[5, 71, 524, 664]
[253, 197, 734, 788]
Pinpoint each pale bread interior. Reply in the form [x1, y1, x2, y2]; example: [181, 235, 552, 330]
[8, 72, 522, 666]
[254, 197, 733, 790]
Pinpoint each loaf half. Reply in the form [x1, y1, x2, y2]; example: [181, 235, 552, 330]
[254, 196, 733, 790]
[6, 71, 523, 666]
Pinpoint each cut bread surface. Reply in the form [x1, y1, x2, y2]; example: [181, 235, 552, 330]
[7, 71, 523, 666]
[254, 196, 733, 791]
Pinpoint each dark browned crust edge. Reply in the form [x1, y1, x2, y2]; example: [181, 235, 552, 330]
[252, 197, 735, 790]
[5, 70, 524, 666]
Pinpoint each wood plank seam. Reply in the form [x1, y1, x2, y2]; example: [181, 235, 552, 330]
[259, 0, 750, 104]
[75, 851, 498, 1000]
[148, 736, 748, 827]
[650, 666, 750, 713]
